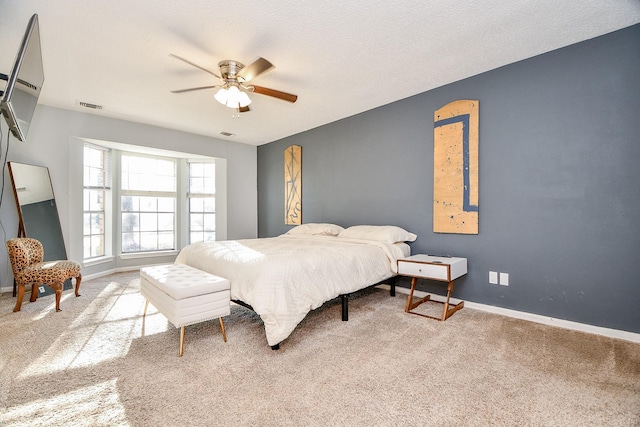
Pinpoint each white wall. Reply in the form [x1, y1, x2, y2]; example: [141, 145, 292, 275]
[0, 104, 257, 287]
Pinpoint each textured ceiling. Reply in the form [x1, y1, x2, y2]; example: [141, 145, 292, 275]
[1, 0, 639, 146]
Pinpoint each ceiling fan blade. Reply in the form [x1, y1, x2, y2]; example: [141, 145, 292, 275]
[237, 57, 274, 82]
[251, 85, 298, 103]
[169, 54, 221, 79]
[171, 85, 218, 93]
[239, 105, 251, 113]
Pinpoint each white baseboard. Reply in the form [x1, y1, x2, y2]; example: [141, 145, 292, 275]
[81, 266, 142, 282]
[381, 285, 640, 344]
[3, 277, 638, 344]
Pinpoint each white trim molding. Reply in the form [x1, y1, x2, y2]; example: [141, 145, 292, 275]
[387, 286, 640, 344]
[2, 279, 638, 344]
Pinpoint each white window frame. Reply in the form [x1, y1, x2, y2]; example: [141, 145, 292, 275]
[76, 139, 227, 268]
[83, 143, 111, 261]
[187, 160, 216, 244]
[120, 152, 177, 254]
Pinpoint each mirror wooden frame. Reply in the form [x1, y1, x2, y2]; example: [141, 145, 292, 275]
[7, 162, 70, 297]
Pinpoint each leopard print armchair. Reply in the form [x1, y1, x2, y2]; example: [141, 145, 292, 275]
[6, 237, 82, 312]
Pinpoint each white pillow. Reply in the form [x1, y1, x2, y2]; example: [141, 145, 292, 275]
[286, 223, 345, 236]
[338, 225, 417, 243]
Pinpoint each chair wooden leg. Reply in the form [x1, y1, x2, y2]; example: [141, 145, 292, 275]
[49, 281, 64, 312]
[13, 284, 25, 312]
[219, 317, 227, 342]
[29, 283, 39, 302]
[54, 290, 62, 312]
[75, 274, 82, 297]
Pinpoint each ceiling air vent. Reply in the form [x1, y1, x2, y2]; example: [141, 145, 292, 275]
[220, 131, 234, 137]
[78, 101, 103, 110]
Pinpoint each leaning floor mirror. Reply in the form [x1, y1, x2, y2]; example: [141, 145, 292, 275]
[7, 161, 71, 297]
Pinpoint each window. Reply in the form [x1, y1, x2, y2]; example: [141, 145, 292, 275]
[121, 154, 176, 253]
[188, 161, 216, 243]
[81, 142, 225, 261]
[83, 144, 110, 259]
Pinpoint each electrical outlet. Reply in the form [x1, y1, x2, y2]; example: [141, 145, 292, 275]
[39, 286, 45, 293]
[489, 271, 498, 284]
[499, 272, 509, 286]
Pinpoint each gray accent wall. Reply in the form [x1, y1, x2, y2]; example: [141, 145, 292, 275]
[257, 24, 640, 333]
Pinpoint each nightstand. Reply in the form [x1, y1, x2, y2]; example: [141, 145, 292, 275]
[397, 254, 467, 321]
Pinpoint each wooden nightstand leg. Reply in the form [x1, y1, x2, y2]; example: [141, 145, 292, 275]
[405, 277, 432, 312]
[441, 281, 453, 320]
[441, 280, 464, 320]
[405, 277, 417, 312]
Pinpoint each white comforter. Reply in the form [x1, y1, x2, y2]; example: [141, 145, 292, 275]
[174, 234, 407, 346]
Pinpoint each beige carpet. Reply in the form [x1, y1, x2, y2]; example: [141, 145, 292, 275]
[1, 272, 639, 426]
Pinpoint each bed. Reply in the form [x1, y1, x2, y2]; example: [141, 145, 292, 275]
[174, 224, 416, 348]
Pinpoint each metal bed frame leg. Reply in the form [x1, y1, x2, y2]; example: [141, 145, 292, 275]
[341, 294, 349, 321]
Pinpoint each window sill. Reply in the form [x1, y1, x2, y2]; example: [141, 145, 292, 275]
[119, 250, 179, 260]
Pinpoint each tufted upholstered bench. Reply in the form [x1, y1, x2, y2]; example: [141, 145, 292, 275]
[140, 263, 230, 357]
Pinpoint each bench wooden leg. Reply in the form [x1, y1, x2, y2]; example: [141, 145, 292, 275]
[179, 326, 185, 357]
[219, 317, 227, 342]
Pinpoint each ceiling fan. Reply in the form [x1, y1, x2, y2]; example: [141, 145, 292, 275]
[170, 54, 298, 113]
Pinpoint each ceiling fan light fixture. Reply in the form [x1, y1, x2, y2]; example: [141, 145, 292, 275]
[215, 85, 252, 109]
[214, 88, 228, 105]
[238, 91, 251, 108]
[171, 54, 296, 110]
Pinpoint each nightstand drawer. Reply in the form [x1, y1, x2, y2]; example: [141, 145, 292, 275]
[398, 261, 450, 281]
[397, 255, 467, 282]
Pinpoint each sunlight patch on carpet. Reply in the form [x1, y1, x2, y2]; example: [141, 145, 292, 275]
[2, 379, 127, 425]
[19, 281, 170, 378]
[31, 295, 73, 320]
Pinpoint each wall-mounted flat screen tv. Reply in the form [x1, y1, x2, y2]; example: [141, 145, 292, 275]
[0, 14, 44, 142]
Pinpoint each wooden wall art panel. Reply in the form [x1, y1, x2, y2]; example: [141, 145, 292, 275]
[433, 100, 479, 234]
[284, 145, 302, 225]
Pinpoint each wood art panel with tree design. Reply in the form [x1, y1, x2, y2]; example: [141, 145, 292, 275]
[284, 145, 302, 225]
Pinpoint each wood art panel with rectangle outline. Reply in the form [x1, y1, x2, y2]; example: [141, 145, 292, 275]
[433, 100, 479, 234]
